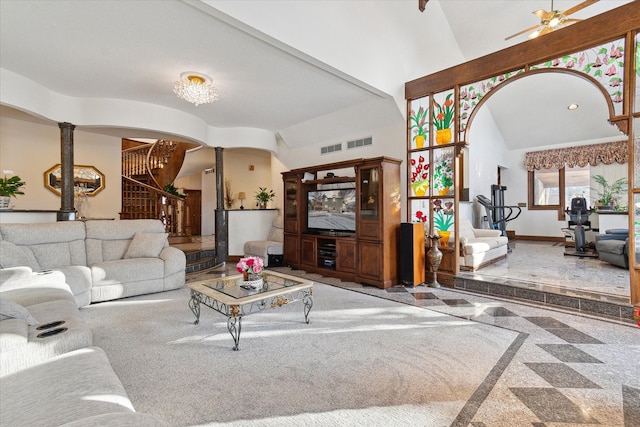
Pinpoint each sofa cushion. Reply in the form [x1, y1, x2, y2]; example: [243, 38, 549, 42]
[0, 347, 137, 426]
[0, 222, 87, 268]
[124, 232, 168, 259]
[0, 318, 28, 352]
[0, 298, 38, 325]
[0, 240, 40, 270]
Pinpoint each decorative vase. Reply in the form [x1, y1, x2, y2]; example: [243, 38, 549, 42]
[241, 271, 264, 290]
[414, 135, 425, 148]
[437, 230, 451, 247]
[258, 202, 267, 210]
[426, 234, 443, 288]
[436, 128, 452, 145]
[0, 196, 11, 210]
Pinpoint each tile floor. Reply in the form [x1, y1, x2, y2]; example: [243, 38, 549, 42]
[186, 263, 640, 426]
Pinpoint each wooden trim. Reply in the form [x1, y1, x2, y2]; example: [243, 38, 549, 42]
[405, 2, 640, 98]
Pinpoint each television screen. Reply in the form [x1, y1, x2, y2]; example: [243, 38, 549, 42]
[307, 188, 357, 232]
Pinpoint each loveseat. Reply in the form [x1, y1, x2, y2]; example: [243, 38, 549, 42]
[458, 218, 509, 271]
[0, 219, 186, 307]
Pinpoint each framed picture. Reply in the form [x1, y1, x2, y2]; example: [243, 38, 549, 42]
[44, 164, 105, 196]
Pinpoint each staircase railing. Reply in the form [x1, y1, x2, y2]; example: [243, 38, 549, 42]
[121, 141, 189, 236]
[121, 176, 189, 236]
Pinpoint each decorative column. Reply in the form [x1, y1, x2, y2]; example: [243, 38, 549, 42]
[214, 147, 228, 263]
[57, 122, 76, 221]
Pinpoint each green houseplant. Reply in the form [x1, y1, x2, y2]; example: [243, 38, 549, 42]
[0, 171, 26, 209]
[255, 187, 275, 209]
[592, 174, 627, 210]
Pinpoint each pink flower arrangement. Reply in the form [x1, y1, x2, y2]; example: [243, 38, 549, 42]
[236, 256, 264, 275]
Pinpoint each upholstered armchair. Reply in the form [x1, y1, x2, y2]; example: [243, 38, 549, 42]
[243, 215, 284, 267]
[595, 229, 629, 268]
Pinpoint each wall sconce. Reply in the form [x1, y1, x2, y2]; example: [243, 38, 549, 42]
[238, 192, 247, 210]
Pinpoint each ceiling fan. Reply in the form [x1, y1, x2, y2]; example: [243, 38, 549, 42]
[505, 0, 598, 41]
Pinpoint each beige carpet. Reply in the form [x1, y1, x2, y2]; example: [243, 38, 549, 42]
[80, 282, 520, 426]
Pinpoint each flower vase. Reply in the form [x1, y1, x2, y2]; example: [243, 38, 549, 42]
[436, 128, 452, 145]
[414, 135, 425, 148]
[242, 272, 264, 290]
[426, 234, 443, 288]
[437, 187, 450, 196]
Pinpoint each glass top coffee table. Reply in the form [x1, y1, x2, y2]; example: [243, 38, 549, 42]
[188, 270, 313, 350]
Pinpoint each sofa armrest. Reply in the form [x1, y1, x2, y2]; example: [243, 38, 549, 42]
[472, 229, 502, 238]
[159, 246, 186, 277]
[0, 267, 66, 292]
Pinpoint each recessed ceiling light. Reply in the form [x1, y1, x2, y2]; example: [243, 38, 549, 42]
[567, 104, 579, 110]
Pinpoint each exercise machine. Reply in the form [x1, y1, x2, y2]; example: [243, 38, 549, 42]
[563, 197, 598, 258]
[476, 186, 522, 236]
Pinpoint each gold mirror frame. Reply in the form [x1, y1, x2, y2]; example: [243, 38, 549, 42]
[44, 164, 105, 196]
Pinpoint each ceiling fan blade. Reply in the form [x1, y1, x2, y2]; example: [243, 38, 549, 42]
[564, 0, 598, 16]
[505, 25, 540, 41]
[563, 18, 582, 24]
[533, 9, 552, 19]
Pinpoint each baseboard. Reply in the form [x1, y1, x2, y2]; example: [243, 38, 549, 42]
[512, 235, 565, 243]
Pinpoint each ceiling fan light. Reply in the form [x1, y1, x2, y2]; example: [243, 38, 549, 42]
[174, 72, 219, 106]
[548, 17, 560, 27]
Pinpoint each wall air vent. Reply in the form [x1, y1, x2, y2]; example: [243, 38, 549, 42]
[320, 143, 342, 155]
[204, 167, 215, 174]
[347, 136, 373, 149]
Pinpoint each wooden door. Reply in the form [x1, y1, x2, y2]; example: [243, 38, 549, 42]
[183, 189, 201, 236]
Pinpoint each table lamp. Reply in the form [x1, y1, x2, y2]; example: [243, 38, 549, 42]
[238, 192, 246, 209]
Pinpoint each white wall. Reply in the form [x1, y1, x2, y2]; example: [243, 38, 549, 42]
[504, 143, 628, 238]
[0, 116, 121, 219]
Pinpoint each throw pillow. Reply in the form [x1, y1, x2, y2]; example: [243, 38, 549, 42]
[0, 299, 39, 325]
[124, 232, 168, 259]
[0, 240, 41, 270]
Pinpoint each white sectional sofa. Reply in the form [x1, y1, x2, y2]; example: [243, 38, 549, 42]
[0, 279, 165, 425]
[0, 219, 186, 426]
[0, 219, 186, 307]
[458, 218, 509, 271]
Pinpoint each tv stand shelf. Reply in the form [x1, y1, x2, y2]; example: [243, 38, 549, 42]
[282, 157, 401, 288]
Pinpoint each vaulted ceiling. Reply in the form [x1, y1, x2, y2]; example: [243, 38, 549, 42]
[0, 0, 633, 155]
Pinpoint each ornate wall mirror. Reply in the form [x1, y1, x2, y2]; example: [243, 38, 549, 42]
[44, 164, 105, 196]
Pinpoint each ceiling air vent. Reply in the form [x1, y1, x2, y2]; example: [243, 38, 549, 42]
[320, 143, 342, 155]
[347, 136, 372, 149]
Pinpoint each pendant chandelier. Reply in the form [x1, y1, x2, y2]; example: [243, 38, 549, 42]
[174, 72, 218, 106]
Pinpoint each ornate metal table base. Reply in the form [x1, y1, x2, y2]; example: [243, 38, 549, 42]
[189, 273, 313, 351]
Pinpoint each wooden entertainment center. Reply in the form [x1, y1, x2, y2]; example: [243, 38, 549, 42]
[282, 157, 401, 289]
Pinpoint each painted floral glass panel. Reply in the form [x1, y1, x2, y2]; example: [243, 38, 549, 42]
[410, 198, 430, 226]
[431, 147, 454, 197]
[433, 198, 455, 248]
[409, 97, 429, 150]
[432, 90, 454, 146]
[410, 151, 430, 197]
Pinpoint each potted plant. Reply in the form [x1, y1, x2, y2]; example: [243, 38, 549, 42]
[0, 171, 26, 210]
[592, 174, 627, 211]
[163, 182, 186, 198]
[255, 187, 275, 209]
[433, 158, 453, 195]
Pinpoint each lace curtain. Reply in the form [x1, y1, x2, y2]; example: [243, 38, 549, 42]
[524, 140, 628, 171]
